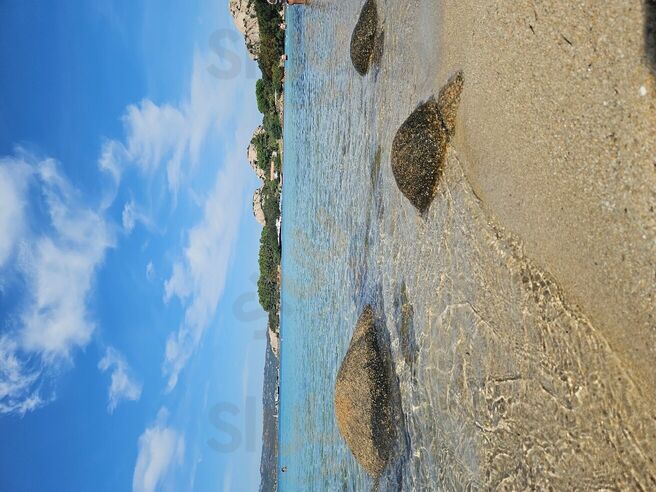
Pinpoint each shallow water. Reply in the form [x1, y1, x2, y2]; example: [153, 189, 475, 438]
[279, 0, 656, 490]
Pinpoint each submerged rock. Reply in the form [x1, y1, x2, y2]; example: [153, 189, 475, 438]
[391, 72, 464, 212]
[396, 282, 417, 370]
[350, 0, 380, 76]
[334, 306, 395, 476]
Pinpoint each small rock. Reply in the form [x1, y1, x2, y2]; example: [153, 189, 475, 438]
[396, 282, 417, 369]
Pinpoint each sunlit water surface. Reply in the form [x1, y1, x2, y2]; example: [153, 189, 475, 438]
[279, 1, 656, 490]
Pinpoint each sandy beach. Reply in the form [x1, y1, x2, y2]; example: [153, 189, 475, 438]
[438, 0, 656, 402]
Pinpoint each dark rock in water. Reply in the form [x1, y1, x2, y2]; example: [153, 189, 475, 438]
[391, 72, 464, 212]
[391, 100, 446, 212]
[395, 282, 417, 370]
[370, 30, 385, 73]
[334, 306, 395, 476]
[350, 0, 379, 75]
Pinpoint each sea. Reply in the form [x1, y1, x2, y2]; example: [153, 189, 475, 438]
[278, 1, 656, 490]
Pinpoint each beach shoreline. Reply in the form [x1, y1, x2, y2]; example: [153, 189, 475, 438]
[437, 0, 656, 402]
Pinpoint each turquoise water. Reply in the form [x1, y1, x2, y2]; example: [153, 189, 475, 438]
[278, 0, 656, 490]
[279, 2, 383, 489]
[279, 1, 444, 489]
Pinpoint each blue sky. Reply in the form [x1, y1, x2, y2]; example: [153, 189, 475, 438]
[0, 1, 268, 490]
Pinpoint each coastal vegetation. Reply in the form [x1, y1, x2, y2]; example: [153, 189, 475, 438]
[257, 178, 281, 333]
[251, 0, 285, 334]
[252, 0, 285, 80]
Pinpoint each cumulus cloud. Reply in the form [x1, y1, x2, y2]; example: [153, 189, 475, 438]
[133, 408, 185, 492]
[20, 159, 113, 357]
[0, 153, 113, 414]
[122, 51, 242, 193]
[124, 100, 187, 191]
[98, 347, 142, 413]
[0, 44, 256, 414]
[162, 155, 247, 391]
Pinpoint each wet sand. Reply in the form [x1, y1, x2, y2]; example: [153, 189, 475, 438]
[438, 0, 656, 402]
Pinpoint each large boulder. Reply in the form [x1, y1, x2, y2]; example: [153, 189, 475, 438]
[391, 72, 464, 212]
[267, 324, 280, 358]
[247, 126, 266, 180]
[350, 0, 381, 76]
[334, 306, 395, 476]
[253, 187, 266, 226]
[229, 0, 260, 60]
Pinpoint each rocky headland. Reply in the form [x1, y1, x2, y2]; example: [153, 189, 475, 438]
[229, 0, 260, 60]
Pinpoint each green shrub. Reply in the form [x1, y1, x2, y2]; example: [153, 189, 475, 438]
[252, 0, 285, 318]
[256, 79, 272, 114]
[273, 150, 282, 174]
[271, 64, 283, 93]
[263, 112, 282, 140]
[257, 222, 280, 312]
[253, 0, 285, 80]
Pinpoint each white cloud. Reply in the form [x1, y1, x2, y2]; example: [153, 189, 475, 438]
[98, 139, 129, 210]
[133, 408, 185, 492]
[0, 159, 29, 268]
[98, 139, 127, 185]
[162, 155, 247, 391]
[122, 51, 242, 193]
[0, 153, 113, 414]
[122, 199, 158, 235]
[0, 44, 257, 414]
[0, 335, 45, 415]
[98, 347, 142, 413]
[20, 159, 113, 357]
[121, 200, 152, 233]
[122, 201, 137, 232]
[146, 261, 155, 282]
[124, 99, 187, 192]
